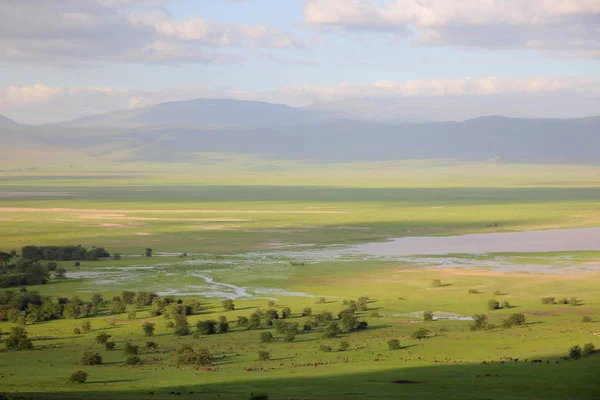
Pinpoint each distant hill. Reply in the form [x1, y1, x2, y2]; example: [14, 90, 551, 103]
[15, 114, 600, 164]
[54, 98, 339, 128]
[0, 114, 19, 127]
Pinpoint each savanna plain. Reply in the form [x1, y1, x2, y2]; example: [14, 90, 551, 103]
[1, 161, 599, 400]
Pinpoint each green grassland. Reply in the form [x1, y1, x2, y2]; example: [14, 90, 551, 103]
[1, 162, 600, 399]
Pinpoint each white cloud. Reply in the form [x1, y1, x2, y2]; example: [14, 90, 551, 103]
[0, 0, 301, 66]
[304, 0, 600, 58]
[2, 77, 599, 124]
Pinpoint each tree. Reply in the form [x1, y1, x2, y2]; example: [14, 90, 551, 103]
[90, 294, 104, 307]
[248, 312, 262, 330]
[95, 332, 111, 344]
[124, 342, 139, 355]
[81, 320, 92, 333]
[222, 299, 235, 311]
[488, 299, 500, 310]
[569, 297, 578, 306]
[105, 341, 115, 351]
[284, 333, 296, 342]
[109, 298, 126, 314]
[5, 326, 33, 350]
[541, 297, 556, 304]
[55, 268, 67, 280]
[81, 351, 102, 365]
[145, 248, 153, 257]
[281, 307, 292, 319]
[423, 311, 434, 321]
[69, 370, 88, 384]
[174, 315, 190, 336]
[502, 313, 526, 328]
[126, 355, 142, 366]
[260, 332, 274, 342]
[470, 314, 488, 331]
[265, 309, 279, 320]
[122, 291, 135, 304]
[582, 316, 593, 323]
[112, 253, 121, 261]
[237, 316, 249, 327]
[196, 320, 217, 335]
[258, 350, 271, 361]
[127, 310, 136, 320]
[387, 339, 401, 350]
[411, 328, 430, 339]
[319, 345, 332, 352]
[145, 341, 158, 350]
[142, 322, 155, 337]
[218, 320, 229, 334]
[302, 307, 312, 316]
[569, 345, 582, 359]
[339, 341, 351, 351]
[250, 394, 269, 400]
[583, 343, 595, 356]
[501, 301, 511, 309]
[317, 297, 326, 304]
[176, 345, 213, 366]
[322, 322, 341, 339]
[431, 279, 442, 287]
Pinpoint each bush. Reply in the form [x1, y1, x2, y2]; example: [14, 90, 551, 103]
[69, 370, 88, 384]
[104, 341, 115, 351]
[338, 341, 351, 351]
[431, 279, 442, 287]
[284, 333, 296, 342]
[583, 343, 595, 356]
[196, 320, 217, 335]
[501, 301, 511, 309]
[569, 297, 578, 306]
[322, 322, 341, 339]
[267, 301, 276, 307]
[81, 320, 92, 333]
[5, 327, 33, 350]
[468, 289, 480, 294]
[494, 290, 503, 296]
[260, 332, 274, 343]
[124, 342, 139, 355]
[582, 316, 593, 323]
[387, 339, 401, 350]
[250, 394, 269, 400]
[569, 345, 582, 359]
[302, 307, 312, 316]
[281, 307, 292, 319]
[145, 341, 158, 350]
[127, 310, 137, 320]
[176, 345, 213, 366]
[73, 327, 81, 335]
[222, 299, 235, 311]
[303, 323, 313, 331]
[316, 297, 326, 304]
[81, 351, 102, 365]
[125, 355, 142, 366]
[502, 313, 526, 328]
[411, 328, 430, 339]
[319, 345, 332, 352]
[258, 350, 271, 361]
[142, 322, 155, 337]
[423, 311, 434, 321]
[488, 299, 500, 310]
[237, 316, 249, 327]
[558, 298, 569, 305]
[541, 297, 556, 305]
[95, 332, 111, 344]
[469, 314, 489, 331]
[174, 315, 190, 336]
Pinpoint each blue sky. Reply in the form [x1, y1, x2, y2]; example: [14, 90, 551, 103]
[0, 0, 598, 123]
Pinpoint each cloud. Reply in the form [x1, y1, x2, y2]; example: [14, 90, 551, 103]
[0, 0, 301, 66]
[2, 77, 599, 124]
[304, 0, 600, 58]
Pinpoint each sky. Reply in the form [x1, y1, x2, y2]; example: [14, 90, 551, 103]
[0, 0, 599, 124]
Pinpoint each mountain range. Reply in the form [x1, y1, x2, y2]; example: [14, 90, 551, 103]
[1, 98, 599, 166]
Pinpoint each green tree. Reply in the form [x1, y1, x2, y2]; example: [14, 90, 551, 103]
[302, 307, 312, 316]
[488, 299, 500, 310]
[124, 342, 139, 355]
[145, 248, 153, 257]
[411, 328, 430, 339]
[142, 322, 155, 337]
[104, 341, 115, 351]
[5, 326, 33, 350]
[125, 355, 142, 365]
[174, 315, 190, 336]
[322, 322, 341, 339]
[81, 320, 92, 333]
[258, 350, 271, 361]
[338, 341, 351, 351]
[583, 343, 595, 356]
[260, 332, 274, 342]
[569, 345, 582, 359]
[95, 332, 111, 344]
[81, 351, 102, 365]
[109, 298, 126, 314]
[196, 320, 217, 335]
[423, 311, 434, 321]
[470, 314, 488, 331]
[281, 307, 292, 319]
[122, 291, 135, 304]
[387, 339, 401, 350]
[176, 345, 213, 366]
[222, 299, 235, 311]
[69, 370, 88, 384]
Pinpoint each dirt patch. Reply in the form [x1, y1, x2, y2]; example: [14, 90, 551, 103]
[392, 380, 420, 384]
[135, 232, 153, 236]
[0, 192, 78, 198]
[99, 223, 130, 228]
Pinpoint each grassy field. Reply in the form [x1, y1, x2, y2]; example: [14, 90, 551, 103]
[1, 162, 599, 399]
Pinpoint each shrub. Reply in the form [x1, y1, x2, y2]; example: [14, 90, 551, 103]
[127, 310, 137, 320]
[174, 315, 190, 336]
[196, 320, 217, 335]
[281, 307, 292, 319]
[302, 307, 312, 316]
[387, 339, 401, 350]
[142, 322, 155, 337]
[503, 313, 526, 328]
[316, 297, 326, 304]
[411, 328, 430, 339]
[73, 327, 81, 335]
[124, 342, 139, 355]
[165, 321, 174, 328]
[218, 321, 229, 334]
[583, 343, 595, 356]
[176, 345, 213, 366]
[303, 323, 313, 331]
[423, 311, 434, 321]
[569, 345, 582, 359]
[145, 341, 158, 350]
[569, 297, 578, 306]
[250, 394, 269, 400]
[81, 351, 102, 365]
[431, 279, 442, 287]
[582, 316, 593, 323]
[81, 320, 92, 333]
[104, 341, 115, 351]
[284, 333, 296, 342]
[237, 316, 249, 327]
[501, 301, 511, 309]
[541, 297, 556, 305]
[222, 299, 235, 311]
[470, 314, 489, 331]
[319, 345, 332, 352]
[494, 290, 503, 296]
[125, 355, 142, 366]
[260, 332, 274, 343]
[258, 350, 271, 361]
[315, 311, 333, 324]
[267, 301, 276, 307]
[322, 322, 341, 339]
[558, 298, 569, 305]
[5, 327, 33, 350]
[488, 299, 500, 310]
[69, 370, 88, 384]
[468, 289, 480, 294]
[338, 341, 351, 351]
[95, 332, 111, 344]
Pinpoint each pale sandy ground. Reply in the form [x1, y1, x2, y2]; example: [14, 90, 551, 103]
[0, 207, 347, 214]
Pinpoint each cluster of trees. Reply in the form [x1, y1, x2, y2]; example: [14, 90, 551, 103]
[22, 245, 110, 261]
[0, 251, 60, 288]
[470, 312, 527, 331]
[569, 343, 595, 359]
[488, 299, 512, 310]
[541, 296, 579, 306]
